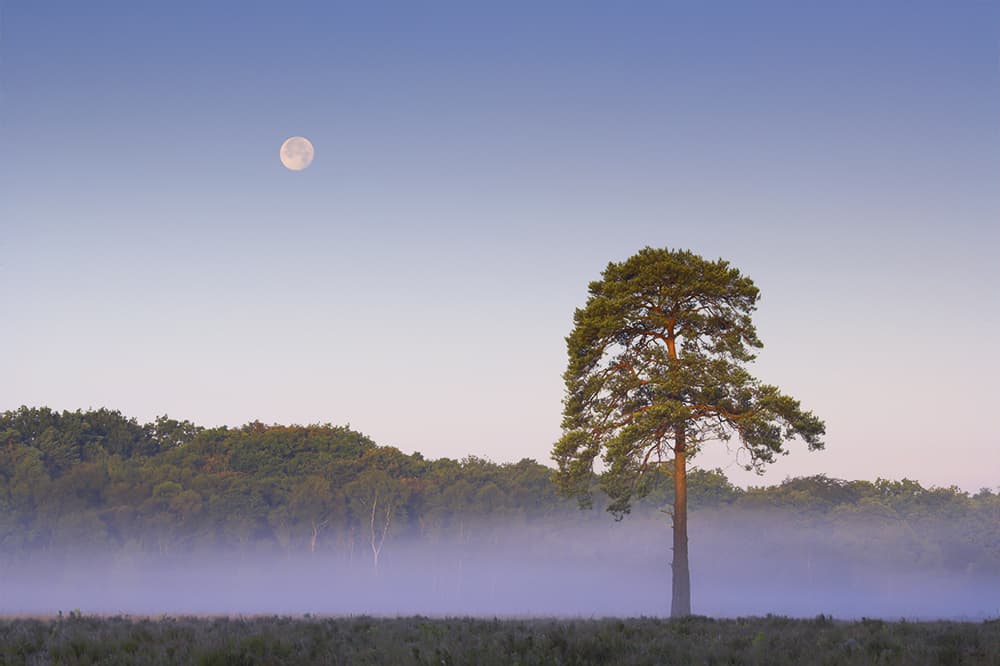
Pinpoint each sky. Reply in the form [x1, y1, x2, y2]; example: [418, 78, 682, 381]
[2, 1, 998, 491]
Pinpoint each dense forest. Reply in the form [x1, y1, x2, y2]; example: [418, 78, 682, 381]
[0, 407, 997, 577]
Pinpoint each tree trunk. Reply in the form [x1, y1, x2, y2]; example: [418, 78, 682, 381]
[370, 493, 380, 575]
[310, 522, 320, 554]
[671, 427, 691, 617]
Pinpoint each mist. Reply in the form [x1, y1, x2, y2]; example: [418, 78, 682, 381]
[2, 513, 996, 620]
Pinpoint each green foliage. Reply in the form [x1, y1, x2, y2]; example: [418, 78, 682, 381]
[553, 247, 825, 516]
[0, 407, 573, 558]
[0, 407, 200, 474]
[0, 406, 995, 576]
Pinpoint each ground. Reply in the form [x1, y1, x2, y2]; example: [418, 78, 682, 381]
[1, 614, 998, 665]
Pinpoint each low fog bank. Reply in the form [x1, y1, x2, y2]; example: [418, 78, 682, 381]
[2, 516, 997, 619]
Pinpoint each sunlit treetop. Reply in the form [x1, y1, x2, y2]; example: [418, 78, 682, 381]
[554, 247, 825, 516]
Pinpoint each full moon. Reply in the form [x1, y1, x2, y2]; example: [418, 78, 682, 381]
[280, 136, 314, 171]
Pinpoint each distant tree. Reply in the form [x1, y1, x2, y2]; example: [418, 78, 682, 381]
[288, 475, 343, 554]
[740, 475, 861, 514]
[0, 407, 60, 448]
[35, 425, 82, 478]
[552, 247, 825, 616]
[346, 463, 410, 573]
[147, 415, 201, 453]
[345, 446, 427, 573]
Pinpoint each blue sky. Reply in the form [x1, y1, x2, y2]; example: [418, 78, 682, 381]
[2, 1, 998, 490]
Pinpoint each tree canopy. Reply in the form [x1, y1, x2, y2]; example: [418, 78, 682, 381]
[0, 405, 995, 583]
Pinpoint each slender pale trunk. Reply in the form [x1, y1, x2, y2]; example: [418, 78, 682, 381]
[671, 425, 691, 617]
[370, 493, 381, 574]
[369, 492, 392, 575]
[310, 521, 321, 555]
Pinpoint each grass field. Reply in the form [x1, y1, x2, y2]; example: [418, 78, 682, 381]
[0, 613, 997, 665]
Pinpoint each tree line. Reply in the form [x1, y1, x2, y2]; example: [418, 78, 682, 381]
[0, 406, 997, 574]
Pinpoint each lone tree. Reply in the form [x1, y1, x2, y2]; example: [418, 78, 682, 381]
[552, 247, 825, 617]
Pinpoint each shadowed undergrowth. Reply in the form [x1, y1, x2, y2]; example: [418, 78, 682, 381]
[0, 614, 997, 665]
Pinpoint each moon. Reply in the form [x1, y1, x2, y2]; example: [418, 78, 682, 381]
[280, 136, 314, 171]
